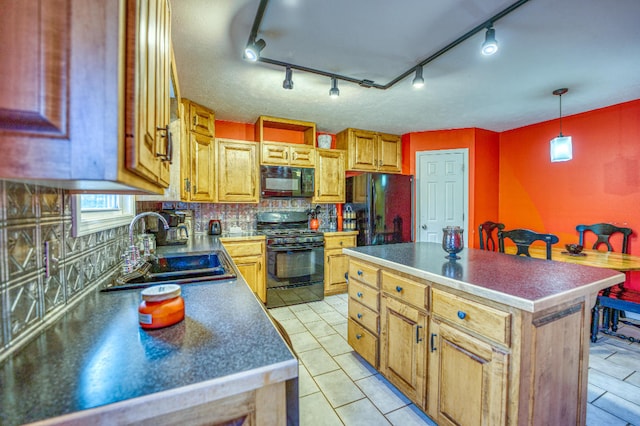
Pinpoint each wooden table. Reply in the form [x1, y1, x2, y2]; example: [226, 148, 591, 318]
[504, 245, 640, 271]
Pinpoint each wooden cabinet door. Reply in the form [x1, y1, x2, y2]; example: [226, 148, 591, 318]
[380, 295, 427, 409]
[261, 142, 289, 165]
[289, 145, 315, 167]
[325, 249, 349, 295]
[0, 0, 71, 180]
[189, 102, 215, 137]
[218, 139, 259, 203]
[377, 133, 402, 173]
[428, 321, 508, 426]
[235, 255, 265, 303]
[189, 132, 215, 201]
[349, 130, 378, 171]
[125, 0, 170, 187]
[313, 149, 345, 203]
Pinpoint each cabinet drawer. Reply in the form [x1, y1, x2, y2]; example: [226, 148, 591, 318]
[349, 280, 379, 312]
[325, 235, 356, 250]
[348, 319, 378, 368]
[221, 240, 264, 257]
[381, 270, 428, 310]
[432, 288, 511, 346]
[349, 300, 379, 335]
[348, 259, 379, 288]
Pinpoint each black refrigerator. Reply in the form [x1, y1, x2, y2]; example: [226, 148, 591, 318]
[346, 173, 414, 246]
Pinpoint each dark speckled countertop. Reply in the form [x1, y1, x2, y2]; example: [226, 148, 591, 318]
[0, 237, 295, 426]
[344, 242, 625, 312]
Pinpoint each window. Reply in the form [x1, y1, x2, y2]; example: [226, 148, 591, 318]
[72, 194, 136, 237]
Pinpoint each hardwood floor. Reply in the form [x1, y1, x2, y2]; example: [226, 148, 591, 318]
[270, 296, 640, 426]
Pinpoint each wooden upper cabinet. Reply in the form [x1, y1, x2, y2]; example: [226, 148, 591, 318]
[188, 132, 215, 201]
[125, 0, 171, 187]
[180, 99, 215, 202]
[313, 148, 345, 203]
[336, 128, 402, 174]
[189, 102, 215, 137]
[217, 139, 259, 203]
[0, 0, 172, 193]
[261, 142, 315, 167]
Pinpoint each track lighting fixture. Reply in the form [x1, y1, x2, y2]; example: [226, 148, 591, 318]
[243, 38, 266, 62]
[329, 78, 339, 98]
[412, 66, 425, 88]
[481, 26, 498, 56]
[244, 0, 529, 91]
[282, 66, 293, 89]
[550, 88, 572, 162]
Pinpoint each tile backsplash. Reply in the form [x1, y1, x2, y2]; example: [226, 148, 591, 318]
[137, 199, 338, 233]
[0, 180, 127, 362]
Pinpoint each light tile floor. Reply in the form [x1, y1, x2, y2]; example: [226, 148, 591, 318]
[269, 295, 640, 426]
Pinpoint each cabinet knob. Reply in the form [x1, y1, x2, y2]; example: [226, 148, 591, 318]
[340, 241, 343, 246]
[357, 313, 362, 319]
[357, 270, 363, 276]
[357, 292, 363, 298]
[457, 311, 467, 320]
[356, 334, 362, 340]
[395, 286, 403, 293]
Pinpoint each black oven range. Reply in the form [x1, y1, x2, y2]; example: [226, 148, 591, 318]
[257, 211, 324, 308]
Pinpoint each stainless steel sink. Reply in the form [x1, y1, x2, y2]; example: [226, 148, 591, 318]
[103, 250, 236, 291]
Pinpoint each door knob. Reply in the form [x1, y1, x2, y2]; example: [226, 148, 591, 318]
[421, 225, 427, 230]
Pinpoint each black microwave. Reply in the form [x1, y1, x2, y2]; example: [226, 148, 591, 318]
[260, 165, 314, 198]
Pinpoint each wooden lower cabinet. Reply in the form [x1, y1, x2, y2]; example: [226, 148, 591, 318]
[427, 320, 508, 426]
[323, 233, 357, 295]
[380, 294, 428, 409]
[221, 237, 266, 303]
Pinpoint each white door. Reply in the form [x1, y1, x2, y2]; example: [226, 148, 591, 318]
[416, 149, 468, 244]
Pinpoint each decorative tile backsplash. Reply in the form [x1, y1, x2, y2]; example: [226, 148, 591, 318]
[0, 180, 127, 362]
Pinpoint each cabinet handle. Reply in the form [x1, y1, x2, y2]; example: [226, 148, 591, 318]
[184, 178, 191, 193]
[457, 310, 467, 320]
[356, 334, 362, 340]
[395, 286, 403, 293]
[292, 152, 298, 160]
[430, 333, 437, 352]
[340, 241, 343, 246]
[284, 151, 289, 160]
[155, 125, 172, 163]
[192, 116, 197, 126]
[416, 325, 423, 343]
[344, 272, 349, 282]
[357, 270, 363, 276]
[357, 313, 362, 319]
[357, 292, 363, 298]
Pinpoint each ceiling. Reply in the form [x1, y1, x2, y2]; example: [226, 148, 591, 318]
[170, 0, 640, 135]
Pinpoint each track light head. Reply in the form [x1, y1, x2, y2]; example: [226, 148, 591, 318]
[282, 66, 294, 90]
[329, 77, 340, 98]
[412, 66, 425, 88]
[481, 27, 498, 56]
[244, 39, 266, 61]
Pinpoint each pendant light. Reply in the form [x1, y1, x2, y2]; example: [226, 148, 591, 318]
[550, 88, 572, 162]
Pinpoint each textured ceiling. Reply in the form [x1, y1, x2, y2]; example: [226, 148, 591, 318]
[171, 0, 640, 135]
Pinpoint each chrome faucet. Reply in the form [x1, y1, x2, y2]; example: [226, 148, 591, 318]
[123, 212, 170, 273]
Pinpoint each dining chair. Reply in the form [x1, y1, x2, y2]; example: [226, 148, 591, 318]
[498, 228, 559, 260]
[576, 223, 632, 253]
[578, 223, 635, 338]
[478, 221, 505, 251]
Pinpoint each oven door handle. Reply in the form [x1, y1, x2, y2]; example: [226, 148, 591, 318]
[269, 244, 323, 252]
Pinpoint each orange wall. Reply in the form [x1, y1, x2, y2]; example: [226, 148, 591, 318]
[499, 99, 640, 288]
[215, 120, 335, 147]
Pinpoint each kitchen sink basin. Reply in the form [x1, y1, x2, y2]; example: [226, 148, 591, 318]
[103, 251, 236, 291]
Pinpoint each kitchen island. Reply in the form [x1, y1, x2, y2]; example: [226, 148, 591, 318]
[343, 242, 624, 426]
[0, 237, 297, 426]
